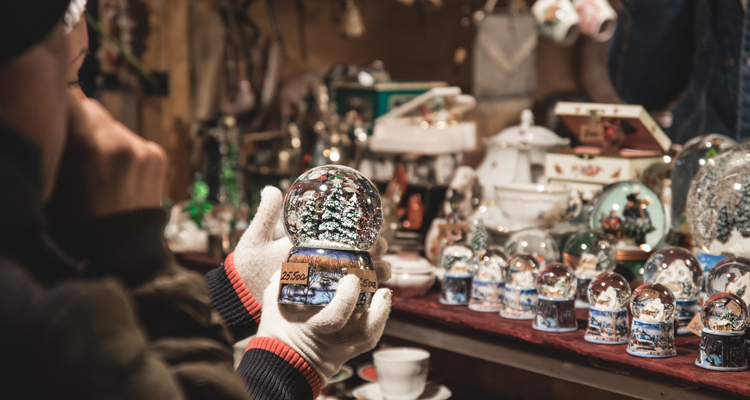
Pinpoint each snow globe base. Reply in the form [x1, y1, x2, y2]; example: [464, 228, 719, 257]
[500, 285, 538, 320]
[675, 298, 700, 336]
[533, 297, 578, 332]
[278, 247, 375, 308]
[695, 329, 749, 371]
[585, 308, 629, 344]
[440, 274, 473, 306]
[627, 319, 676, 358]
[468, 279, 504, 312]
[575, 277, 592, 309]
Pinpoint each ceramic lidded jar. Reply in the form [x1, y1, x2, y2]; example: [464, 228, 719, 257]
[278, 165, 383, 308]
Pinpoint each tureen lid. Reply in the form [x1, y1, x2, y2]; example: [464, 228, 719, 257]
[489, 109, 570, 149]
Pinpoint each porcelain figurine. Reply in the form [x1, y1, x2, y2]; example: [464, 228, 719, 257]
[533, 263, 578, 332]
[696, 292, 749, 371]
[627, 283, 677, 358]
[501, 254, 540, 319]
[585, 272, 631, 344]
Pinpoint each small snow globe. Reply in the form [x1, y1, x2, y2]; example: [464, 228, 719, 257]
[500, 254, 540, 320]
[279, 165, 383, 308]
[440, 241, 475, 306]
[562, 230, 617, 308]
[687, 143, 750, 258]
[628, 283, 677, 358]
[585, 272, 631, 344]
[630, 283, 676, 323]
[505, 229, 560, 267]
[537, 263, 577, 299]
[696, 292, 750, 371]
[533, 263, 578, 332]
[706, 257, 750, 307]
[643, 247, 701, 334]
[588, 272, 631, 311]
[469, 247, 507, 312]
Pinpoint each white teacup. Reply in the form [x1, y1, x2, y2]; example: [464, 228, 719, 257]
[373, 347, 430, 400]
[495, 183, 581, 230]
[531, 0, 581, 46]
[573, 0, 617, 42]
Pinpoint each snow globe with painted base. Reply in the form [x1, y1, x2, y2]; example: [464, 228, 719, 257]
[440, 242, 475, 305]
[505, 229, 561, 268]
[627, 283, 677, 358]
[696, 292, 749, 371]
[643, 247, 702, 335]
[585, 272, 631, 344]
[533, 263, 578, 332]
[501, 254, 540, 319]
[279, 165, 382, 308]
[706, 257, 750, 308]
[562, 230, 617, 309]
[469, 246, 507, 312]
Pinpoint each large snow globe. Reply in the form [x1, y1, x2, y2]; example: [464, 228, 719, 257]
[533, 263, 578, 332]
[643, 247, 702, 335]
[440, 242, 476, 306]
[627, 283, 677, 358]
[501, 254, 540, 319]
[706, 257, 750, 307]
[505, 229, 561, 268]
[585, 272, 631, 344]
[562, 230, 617, 308]
[469, 247, 507, 312]
[687, 143, 750, 258]
[278, 165, 383, 308]
[696, 292, 750, 371]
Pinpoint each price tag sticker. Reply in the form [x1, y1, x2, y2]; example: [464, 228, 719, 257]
[580, 122, 604, 143]
[280, 262, 310, 285]
[686, 313, 704, 337]
[347, 268, 378, 293]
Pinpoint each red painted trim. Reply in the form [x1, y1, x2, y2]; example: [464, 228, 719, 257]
[224, 253, 262, 324]
[247, 337, 323, 398]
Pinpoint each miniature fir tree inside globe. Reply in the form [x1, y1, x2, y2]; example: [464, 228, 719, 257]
[505, 229, 560, 267]
[476, 246, 507, 281]
[643, 247, 702, 300]
[631, 283, 676, 323]
[701, 292, 749, 333]
[706, 257, 750, 307]
[537, 263, 577, 299]
[588, 272, 631, 310]
[504, 254, 540, 288]
[441, 242, 475, 276]
[562, 230, 617, 278]
[687, 143, 750, 257]
[283, 165, 382, 251]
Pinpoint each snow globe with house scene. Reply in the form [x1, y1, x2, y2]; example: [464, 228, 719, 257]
[643, 247, 702, 335]
[469, 218, 507, 312]
[706, 257, 750, 309]
[279, 165, 383, 308]
[627, 283, 677, 358]
[501, 254, 540, 319]
[440, 241, 476, 305]
[696, 292, 749, 371]
[533, 263, 578, 332]
[562, 230, 617, 309]
[585, 272, 631, 344]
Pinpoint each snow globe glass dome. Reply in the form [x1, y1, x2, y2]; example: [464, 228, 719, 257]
[505, 229, 560, 267]
[504, 254, 540, 288]
[476, 246, 507, 281]
[630, 283, 676, 323]
[706, 257, 750, 306]
[588, 272, 631, 310]
[562, 230, 617, 278]
[701, 292, 749, 333]
[643, 247, 702, 300]
[283, 165, 382, 251]
[441, 242, 475, 276]
[537, 263, 577, 299]
[687, 143, 750, 258]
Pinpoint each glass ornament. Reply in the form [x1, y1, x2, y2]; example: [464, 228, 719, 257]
[476, 247, 507, 281]
[587, 272, 631, 310]
[701, 292, 749, 333]
[503, 254, 540, 288]
[441, 242, 475, 276]
[671, 134, 736, 233]
[706, 257, 750, 306]
[630, 283, 676, 323]
[562, 230, 617, 278]
[536, 263, 577, 299]
[505, 229, 560, 267]
[687, 144, 750, 257]
[643, 247, 702, 300]
[283, 165, 382, 251]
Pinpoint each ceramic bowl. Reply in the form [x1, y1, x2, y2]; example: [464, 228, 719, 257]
[381, 254, 436, 298]
[495, 183, 581, 230]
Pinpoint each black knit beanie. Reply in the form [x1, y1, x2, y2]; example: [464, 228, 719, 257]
[0, 0, 72, 65]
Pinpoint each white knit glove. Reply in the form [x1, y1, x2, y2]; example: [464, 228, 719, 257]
[256, 270, 392, 385]
[232, 186, 293, 306]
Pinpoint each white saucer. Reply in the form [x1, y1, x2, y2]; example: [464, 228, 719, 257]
[352, 383, 452, 400]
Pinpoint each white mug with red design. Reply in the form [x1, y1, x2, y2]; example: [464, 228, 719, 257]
[573, 0, 618, 42]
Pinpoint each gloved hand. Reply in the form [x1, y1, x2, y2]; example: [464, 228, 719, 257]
[256, 270, 392, 385]
[231, 186, 293, 306]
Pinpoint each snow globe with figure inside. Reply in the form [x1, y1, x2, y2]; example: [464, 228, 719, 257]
[440, 242, 475, 305]
[533, 263, 578, 332]
[469, 246, 507, 312]
[643, 247, 702, 335]
[279, 165, 382, 308]
[501, 254, 540, 319]
[562, 230, 617, 309]
[696, 292, 749, 371]
[706, 257, 750, 308]
[627, 283, 677, 358]
[585, 272, 631, 344]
